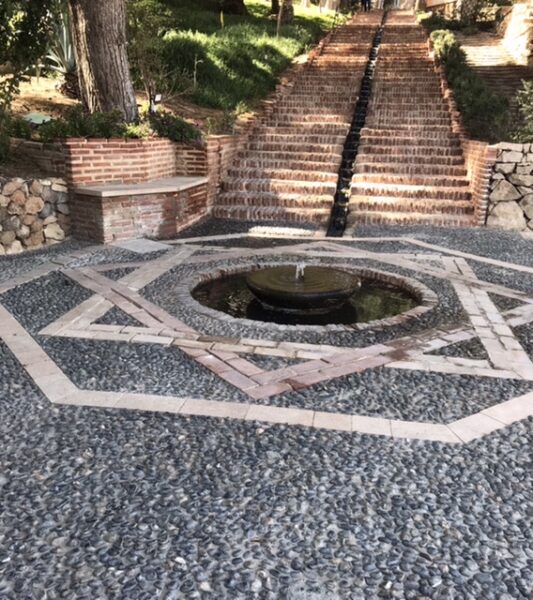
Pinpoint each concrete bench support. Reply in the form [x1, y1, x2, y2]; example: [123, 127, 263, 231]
[71, 177, 208, 243]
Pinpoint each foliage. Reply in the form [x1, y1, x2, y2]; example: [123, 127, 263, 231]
[129, 0, 340, 112]
[0, 110, 10, 163]
[147, 110, 201, 141]
[0, 1, 55, 109]
[430, 29, 509, 142]
[417, 12, 461, 34]
[7, 115, 32, 139]
[512, 80, 533, 143]
[46, 1, 76, 78]
[20, 105, 201, 143]
[127, 0, 182, 104]
[205, 110, 237, 134]
[38, 107, 126, 142]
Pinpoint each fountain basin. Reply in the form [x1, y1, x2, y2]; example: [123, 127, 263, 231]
[245, 265, 360, 314]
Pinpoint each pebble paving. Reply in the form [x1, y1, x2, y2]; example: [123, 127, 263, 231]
[1, 222, 532, 598]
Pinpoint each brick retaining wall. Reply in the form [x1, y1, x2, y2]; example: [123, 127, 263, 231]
[71, 181, 208, 244]
[64, 138, 177, 186]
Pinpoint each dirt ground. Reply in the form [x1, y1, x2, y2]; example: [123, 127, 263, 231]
[12, 76, 224, 130]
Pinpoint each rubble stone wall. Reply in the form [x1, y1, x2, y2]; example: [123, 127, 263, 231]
[487, 143, 533, 231]
[0, 177, 69, 255]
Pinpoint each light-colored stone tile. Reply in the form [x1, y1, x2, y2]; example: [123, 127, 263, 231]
[114, 394, 186, 413]
[390, 420, 461, 443]
[481, 392, 533, 424]
[351, 415, 392, 437]
[112, 238, 172, 254]
[179, 398, 249, 419]
[246, 404, 314, 427]
[313, 411, 352, 432]
[447, 414, 504, 443]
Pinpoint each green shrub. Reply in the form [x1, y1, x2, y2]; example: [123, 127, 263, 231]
[513, 80, 533, 143]
[8, 116, 32, 140]
[430, 29, 509, 142]
[35, 106, 201, 143]
[0, 110, 10, 163]
[418, 11, 461, 34]
[38, 106, 126, 141]
[148, 110, 201, 141]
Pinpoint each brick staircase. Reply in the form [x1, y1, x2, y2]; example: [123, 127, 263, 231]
[213, 12, 382, 224]
[347, 10, 474, 227]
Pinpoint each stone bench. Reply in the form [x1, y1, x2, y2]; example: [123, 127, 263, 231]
[70, 176, 208, 244]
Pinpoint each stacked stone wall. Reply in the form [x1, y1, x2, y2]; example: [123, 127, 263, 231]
[0, 177, 69, 255]
[487, 143, 533, 231]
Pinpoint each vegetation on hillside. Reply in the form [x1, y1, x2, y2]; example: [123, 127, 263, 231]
[128, 0, 342, 113]
[429, 28, 509, 142]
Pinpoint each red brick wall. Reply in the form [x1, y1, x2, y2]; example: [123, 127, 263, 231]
[64, 138, 177, 186]
[175, 142, 207, 177]
[71, 183, 208, 243]
[9, 138, 67, 176]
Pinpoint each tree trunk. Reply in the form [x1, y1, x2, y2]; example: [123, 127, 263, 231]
[68, 0, 138, 122]
[271, 0, 280, 14]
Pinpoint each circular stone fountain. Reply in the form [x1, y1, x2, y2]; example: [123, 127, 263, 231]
[245, 264, 360, 314]
[191, 263, 424, 327]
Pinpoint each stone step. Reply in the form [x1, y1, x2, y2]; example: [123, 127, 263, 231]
[217, 191, 333, 209]
[212, 205, 330, 224]
[253, 133, 347, 145]
[352, 173, 469, 188]
[223, 178, 337, 195]
[227, 167, 338, 183]
[351, 182, 472, 201]
[238, 150, 341, 164]
[354, 162, 467, 177]
[358, 145, 463, 157]
[360, 135, 460, 148]
[347, 210, 474, 227]
[246, 141, 344, 154]
[357, 153, 465, 166]
[260, 124, 349, 135]
[238, 158, 341, 172]
[349, 195, 474, 215]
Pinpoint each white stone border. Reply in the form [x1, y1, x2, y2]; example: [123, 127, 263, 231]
[2, 302, 533, 444]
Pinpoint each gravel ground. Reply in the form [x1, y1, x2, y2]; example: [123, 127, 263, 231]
[94, 306, 144, 327]
[351, 225, 533, 268]
[0, 239, 89, 284]
[1, 225, 533, 599]
[0, 341, 531, 599]
[173, 218, 320, 240]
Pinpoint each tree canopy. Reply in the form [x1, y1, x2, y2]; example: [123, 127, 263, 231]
[0, 1, 55, 109]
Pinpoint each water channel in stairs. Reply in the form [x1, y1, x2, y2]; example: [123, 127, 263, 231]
[327, 15, 385, 237]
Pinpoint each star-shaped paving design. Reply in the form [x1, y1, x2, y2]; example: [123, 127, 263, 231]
[1, 235, 533, 443]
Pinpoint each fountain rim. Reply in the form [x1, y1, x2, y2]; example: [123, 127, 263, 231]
[187, 261, 439, 333]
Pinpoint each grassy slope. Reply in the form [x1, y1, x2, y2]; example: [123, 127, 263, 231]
[156, 0, 341, 112]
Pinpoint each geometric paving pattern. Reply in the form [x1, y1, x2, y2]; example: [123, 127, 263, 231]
[1, 233, 532, 444]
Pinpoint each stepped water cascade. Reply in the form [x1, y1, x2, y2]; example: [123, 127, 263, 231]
[327, 17, 385, 237]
